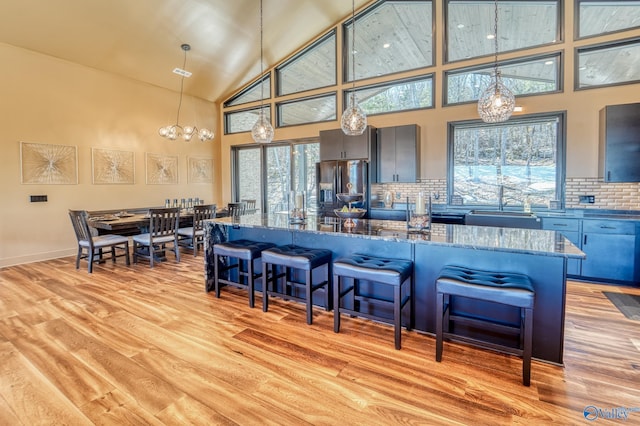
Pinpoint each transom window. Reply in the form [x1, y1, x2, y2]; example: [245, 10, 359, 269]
[344, 0, 433, 82]
[276, 30, 336, 96]
[449, 114, 565, 208]
[225, 106, 272, 134]
[445, 53, 562, 105]
[277, 93, 337, 127]
[224, 74, 270, 107]
[446, 0, 560, 62]
[577, 0, 640, 39]
[576, 37, 640, 89]
[345, 75, 434, 115]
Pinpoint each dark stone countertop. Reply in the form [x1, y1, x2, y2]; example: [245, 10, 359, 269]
[207, 213, 585, 259]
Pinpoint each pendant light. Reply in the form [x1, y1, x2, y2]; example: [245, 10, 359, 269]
[251, 0, 274, 144]
[477, 0, 515, 123]
[158, 44, 214, 142]
[341, 0, 367, 136]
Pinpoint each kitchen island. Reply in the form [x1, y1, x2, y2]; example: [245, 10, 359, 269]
[204, 214, 585, 365]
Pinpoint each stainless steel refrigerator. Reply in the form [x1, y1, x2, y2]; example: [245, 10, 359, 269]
[316, 159, 369, 217]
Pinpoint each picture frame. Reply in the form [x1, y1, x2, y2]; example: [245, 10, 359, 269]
[20, 142, 78, 184]
[187, 156, 213, 184]
[92, 148, 135, 184]
[145, 153, 178, 184]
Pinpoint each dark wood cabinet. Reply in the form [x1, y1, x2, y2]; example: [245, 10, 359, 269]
[376, 124, 420, 183]
[319, 126, 376, 161]
[599, 102, 640, 182]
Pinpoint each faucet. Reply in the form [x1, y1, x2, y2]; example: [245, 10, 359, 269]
[498, 184, 504, 211]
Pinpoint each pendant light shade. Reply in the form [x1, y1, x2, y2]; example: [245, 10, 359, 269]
[252, 0, 274, 144]
[158, 44, 214, 142]
[251, 109, 274, 144]
[341, 0, 367, 136]
[478, 0, 515, 123]
[341, 93, 368, 136]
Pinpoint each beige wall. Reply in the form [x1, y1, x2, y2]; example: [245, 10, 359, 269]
[0, 43, 220, 267]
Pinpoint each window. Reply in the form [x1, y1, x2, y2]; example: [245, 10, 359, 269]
[224, 74, 271, 107]
[225, 106, 271, 134]
[445, 53, 562, 105]
[277, 93, 337, 127]
[232, 141, 320, 215]
[276, 31, 336, 96]
[448, 114, 565, 208]
[576, 37, 640, 89]
[345, 75, 434, 115]
[235, 147, 263, 211]
[577, 0, 640, 39]
[446, 1, 560, 62]
[344, 1, 433, 82]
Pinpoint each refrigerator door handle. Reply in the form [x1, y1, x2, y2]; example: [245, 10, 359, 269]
[336, 165, 341, 197]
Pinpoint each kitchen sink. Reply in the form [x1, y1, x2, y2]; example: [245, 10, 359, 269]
[464, 210, 542, 229]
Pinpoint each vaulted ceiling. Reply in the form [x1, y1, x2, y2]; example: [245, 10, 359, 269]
[0, 0, 371, 103]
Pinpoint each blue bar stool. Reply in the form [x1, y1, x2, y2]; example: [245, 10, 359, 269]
[435, 265, 535, 386]
[262, 244, 332, 325]
[213, 239, 275, 308]
[333, 254, 413, 349]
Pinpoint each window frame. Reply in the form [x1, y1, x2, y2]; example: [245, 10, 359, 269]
[276, 92, 337, 128]
[575, 36, 640, 90]
[224, 73, 271, 108]
[443, 51, 564, 107]
[575, 0, 640, 40]
[224, 105, 272, 135]
[275, 29, 337, 97]
[444, 0, 564, 64]
[447, 111, 567, 209]
[343, 74, 435, 116]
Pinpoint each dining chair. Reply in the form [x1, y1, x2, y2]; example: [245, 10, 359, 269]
[132, 207, 180, 267]
[241, 199, 257, 214]
[68, 209, 130, 273]
[227, 202, 246, 219]
[178, 204, 216, 256]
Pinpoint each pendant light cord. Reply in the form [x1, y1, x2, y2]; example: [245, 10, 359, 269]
[176, 46, 188, 125]
[351, 0, 356, 90]
[260, 0, 265, 112]
[493, 0, 499, 79]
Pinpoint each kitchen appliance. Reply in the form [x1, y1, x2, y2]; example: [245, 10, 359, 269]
[316, 159, 369, 217]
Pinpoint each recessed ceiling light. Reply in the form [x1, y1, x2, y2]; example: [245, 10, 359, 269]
[544, 60, 554, 65]
[457, 23, 465, 29]
[383, 43, 391, 49]
[487, 34, 495, 40]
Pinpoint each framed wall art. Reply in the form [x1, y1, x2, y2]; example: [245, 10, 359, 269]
[92, 148, 135, 184]
[145, 153, 178, 184]
[20, 142, 78, 184]
[187, 156, 213, 184]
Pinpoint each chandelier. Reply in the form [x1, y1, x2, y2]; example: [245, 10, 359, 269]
[251, 0, 274, 144]
[477, 0, 515, 123]
[341, 0, 367, 136]
[158, 44, 214, 142]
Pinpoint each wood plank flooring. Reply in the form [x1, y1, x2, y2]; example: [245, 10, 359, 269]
[1, 254, 639, 425]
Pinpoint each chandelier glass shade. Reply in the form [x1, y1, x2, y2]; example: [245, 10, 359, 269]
[252, 0, 274, 144]
[341, 0, 367, 136]
[477, 0, 515, 123]
[159, 44, 214, 142]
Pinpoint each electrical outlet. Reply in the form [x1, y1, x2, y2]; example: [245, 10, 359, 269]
[579, 195, 595, 204]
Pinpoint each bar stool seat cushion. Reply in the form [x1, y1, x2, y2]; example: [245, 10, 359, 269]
[262, 244, 332, 270]
[333, 254, 412, 286]
[436, 265, 534, 308]
[214, 239, 275, 260]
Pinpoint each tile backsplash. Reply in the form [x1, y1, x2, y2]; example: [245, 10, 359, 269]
[373, 178, 640, 211]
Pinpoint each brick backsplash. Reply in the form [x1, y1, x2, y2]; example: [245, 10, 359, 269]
[565, 178, 640, 210]
[373, 178, 640, 211]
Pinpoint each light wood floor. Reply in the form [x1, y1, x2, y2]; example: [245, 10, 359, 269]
[1, 253, 639, 425]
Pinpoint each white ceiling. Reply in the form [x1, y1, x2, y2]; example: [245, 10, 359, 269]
[0, 0, 371, 103]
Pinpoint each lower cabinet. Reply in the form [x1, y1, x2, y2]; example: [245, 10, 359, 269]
[580, 220, 638, 283]
[542, 216, 639, 284]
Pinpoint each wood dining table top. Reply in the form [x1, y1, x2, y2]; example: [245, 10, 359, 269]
[88, 208, 228, 233]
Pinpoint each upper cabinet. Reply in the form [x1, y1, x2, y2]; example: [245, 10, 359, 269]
[599, 102, 640, 182]
[319, 126, 377, 161]
[376, 124, 420, 183]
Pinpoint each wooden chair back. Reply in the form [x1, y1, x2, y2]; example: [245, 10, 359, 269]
[241, 199, 257, 213]
[227, 202, 246, 218]
[148, 207, 180, 238]
[193, 204, 217, 230]
[68, 210, 94, 246]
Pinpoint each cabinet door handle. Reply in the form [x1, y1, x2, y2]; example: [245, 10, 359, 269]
[552, 223, 567, 227]
[583, 235, 587, 245]
[600, 225, 617, 230]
